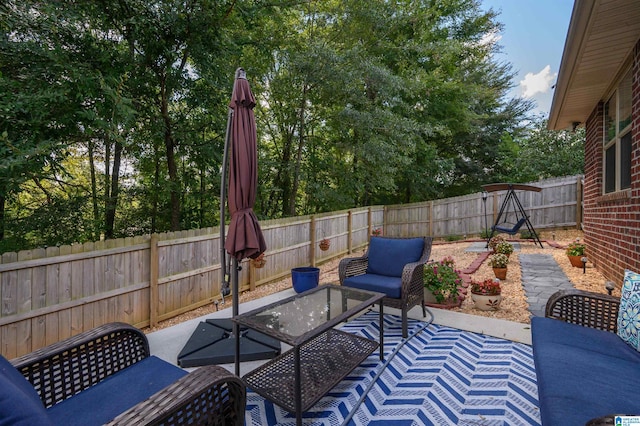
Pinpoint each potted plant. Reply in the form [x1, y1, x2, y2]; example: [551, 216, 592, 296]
[566, 239, 586, 268]
[423, 256, 466, 308]
[319, 237, 330, 251]
[495, 241, 514, 257]
[488, 235, 506, 252]
[470, 278, 502, 310]
[371, 227, 382, 237]
[488, 253, 509, 280]
[250, 252, 267, 268]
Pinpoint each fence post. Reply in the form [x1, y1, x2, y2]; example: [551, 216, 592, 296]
[576, 177, 583, 230]
[367, 208, 373, 240]
[149, 234, 159, 328]
[310, 215, 316, 267]
[348, 210, 353, 253]
[383, 206, 388, 237]
[428, 201, 433, 238]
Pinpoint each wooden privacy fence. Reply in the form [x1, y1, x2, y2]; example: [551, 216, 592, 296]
[0, 175, 580, 358]
[385, 175, 582, 237]
[0, 207, 384, 358]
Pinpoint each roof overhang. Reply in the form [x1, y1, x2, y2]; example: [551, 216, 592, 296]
[548, 0, 640, 130]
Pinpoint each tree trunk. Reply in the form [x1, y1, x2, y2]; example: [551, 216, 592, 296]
[160, 74, 181, 231]
[288, 84, 308, 216]
[151, 146, 160, 233]
[278, 131, 294, 217]
[0, 193, 5, 241]
[87, 140, 100, 240]
[104, 141, 123, 239]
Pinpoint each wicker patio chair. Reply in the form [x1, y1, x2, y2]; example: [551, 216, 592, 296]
[542, 288, 628, 426]
[9, 322, 246, 426]
[339, 236, 433, 338]
[545, 288, 620, 332]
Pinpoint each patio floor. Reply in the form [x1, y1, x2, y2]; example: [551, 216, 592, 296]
[147, 289, 536, 424]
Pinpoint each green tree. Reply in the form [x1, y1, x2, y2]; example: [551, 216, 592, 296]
[506, 115, 584, 182]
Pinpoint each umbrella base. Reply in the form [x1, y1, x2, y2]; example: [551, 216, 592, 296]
[177, 318, 281, 368]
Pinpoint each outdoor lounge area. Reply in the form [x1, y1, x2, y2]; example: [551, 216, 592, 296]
[3, 237, 640, 425]
[147, 287, 537, 425]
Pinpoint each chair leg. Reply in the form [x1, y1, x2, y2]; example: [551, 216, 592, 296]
[422, 302, 426, 318]
[402, 309, 408, 338]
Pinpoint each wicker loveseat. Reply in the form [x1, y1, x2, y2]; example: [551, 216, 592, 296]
[532, 289, 639, 425]
[1, 322, 245, 426]
[339, 236, 433, 338]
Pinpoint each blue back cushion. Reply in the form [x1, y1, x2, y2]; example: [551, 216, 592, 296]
[0, 354, 53, 426]
[366, 237, 424, 277]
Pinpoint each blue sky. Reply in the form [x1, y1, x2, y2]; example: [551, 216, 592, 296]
[481, 0, 575, 117]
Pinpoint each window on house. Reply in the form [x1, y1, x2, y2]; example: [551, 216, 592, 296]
[603, 68, 632, 193]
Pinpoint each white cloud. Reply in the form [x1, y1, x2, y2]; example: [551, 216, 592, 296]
[480, 29, 502, 47]
[520, 65, 557, 98]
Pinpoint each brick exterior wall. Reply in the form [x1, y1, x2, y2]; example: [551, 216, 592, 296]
[583, 39, 640, 285]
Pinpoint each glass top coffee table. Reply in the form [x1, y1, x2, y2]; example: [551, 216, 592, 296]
[232, 284, 384, 425]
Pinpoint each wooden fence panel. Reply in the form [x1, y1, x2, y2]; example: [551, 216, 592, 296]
[0, 175, 581, 358]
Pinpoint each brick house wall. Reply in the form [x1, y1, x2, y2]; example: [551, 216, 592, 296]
[583, 39, 640, 285]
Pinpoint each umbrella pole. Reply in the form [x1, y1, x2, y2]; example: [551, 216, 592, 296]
[232, 257, 240, 376]
[220, 106, 233, 297]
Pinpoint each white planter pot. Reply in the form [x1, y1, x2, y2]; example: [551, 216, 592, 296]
[471, 293, 502, 311]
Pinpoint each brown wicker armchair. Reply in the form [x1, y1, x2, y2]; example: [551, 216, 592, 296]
[545, 288, 620, 332]
[339, 236, 433, 338]
[9, 322, 246, 426]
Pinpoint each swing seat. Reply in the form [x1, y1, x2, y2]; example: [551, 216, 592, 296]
[493, 217, 527, 235]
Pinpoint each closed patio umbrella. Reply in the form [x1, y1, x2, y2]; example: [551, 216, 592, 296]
[221, 68, 267, 375]
[177, 70, 277, 370]
[223, 68, 266, 261]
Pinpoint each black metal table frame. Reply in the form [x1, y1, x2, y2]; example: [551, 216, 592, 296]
[232, 284, 384, 425]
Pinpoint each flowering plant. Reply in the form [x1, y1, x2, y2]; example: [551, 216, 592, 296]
[424, 256, 463, 304]
[372, 228, 382, 236]
[471, 278, 501, 295]
[566, 240, 585, 256]
[488, 253, 509, 268]
[495, 241, 514, 255]
[488, 235, 505, 251]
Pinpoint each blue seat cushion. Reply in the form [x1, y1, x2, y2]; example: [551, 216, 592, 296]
[0, 355, 53, 426]
[366, 237, 424, 278]
[532, 317, 640, 425]
[343, 273, 402, 299]
[47, 356, 187, 426]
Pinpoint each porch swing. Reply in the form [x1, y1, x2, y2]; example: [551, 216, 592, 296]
[483, 183, 543, 248]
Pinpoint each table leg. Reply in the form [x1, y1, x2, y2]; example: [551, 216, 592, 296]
[379, 302, 384, 361]
[234, 322, 240, 377]
[294, 345, 302, 426]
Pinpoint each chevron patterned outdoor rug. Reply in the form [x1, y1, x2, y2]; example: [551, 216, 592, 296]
[245, 311, 541, 425]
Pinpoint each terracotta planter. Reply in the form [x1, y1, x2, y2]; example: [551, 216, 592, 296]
[493, 267, 507, 280]
[319, 240, 330, 251]
[423, 282, 469, 309]
[567, 255, 584, 268]
[251, 253, 266, 268]
[423, 288, 464, 309]
[471, 293, 503, 311]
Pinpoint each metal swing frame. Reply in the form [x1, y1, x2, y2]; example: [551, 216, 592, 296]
[484, 183, 543, 248]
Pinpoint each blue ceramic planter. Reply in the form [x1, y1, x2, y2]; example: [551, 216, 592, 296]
[291, 267, 320, 293]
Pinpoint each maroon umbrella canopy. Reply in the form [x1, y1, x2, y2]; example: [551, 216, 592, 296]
[224, 70, 266, 260]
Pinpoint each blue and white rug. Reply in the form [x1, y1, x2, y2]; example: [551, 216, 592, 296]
[245, 312, 541, 425]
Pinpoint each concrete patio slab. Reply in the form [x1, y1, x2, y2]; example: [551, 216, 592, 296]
[146, 286, 532, 376]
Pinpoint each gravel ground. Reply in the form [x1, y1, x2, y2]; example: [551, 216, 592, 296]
[145, 229, 610, 333]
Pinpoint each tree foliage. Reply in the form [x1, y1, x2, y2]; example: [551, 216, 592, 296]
[0, 0, 582, 252]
